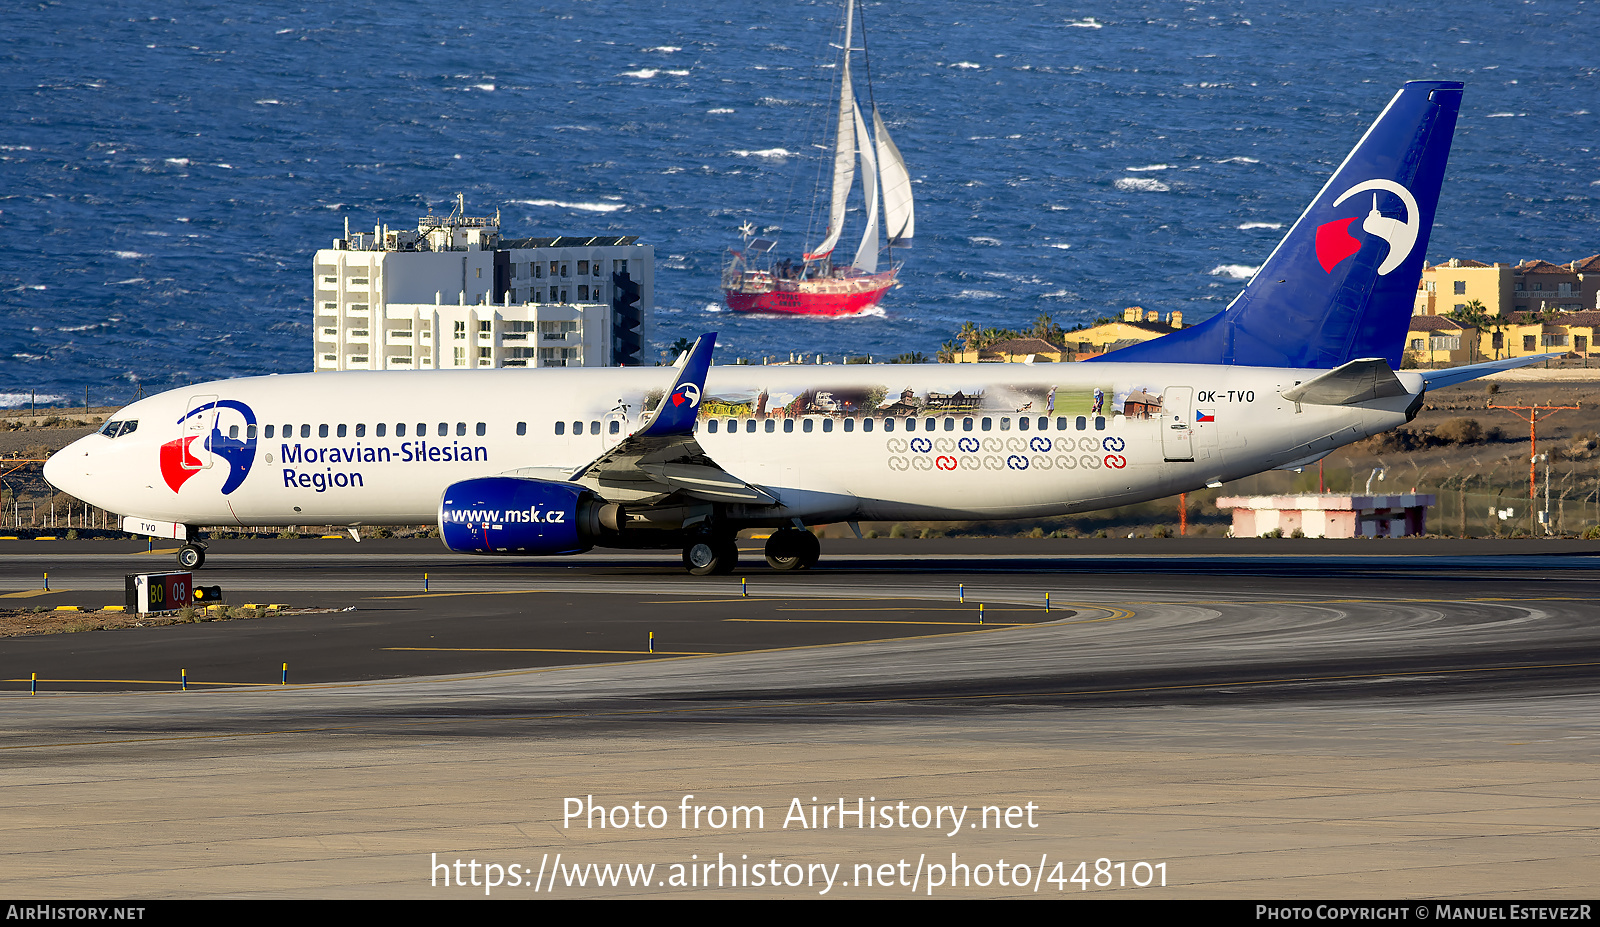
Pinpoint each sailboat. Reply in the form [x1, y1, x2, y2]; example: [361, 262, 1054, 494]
[722, 0, 914, 317]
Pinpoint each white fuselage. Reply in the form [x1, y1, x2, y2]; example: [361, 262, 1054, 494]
[44, 361, 1419, 533]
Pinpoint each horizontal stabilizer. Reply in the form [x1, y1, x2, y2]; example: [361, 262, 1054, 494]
[1419, 353, 1562, 391]
[1281, 358, 1409, 406]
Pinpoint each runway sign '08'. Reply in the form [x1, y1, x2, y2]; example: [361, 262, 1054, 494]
[126, 571, 193, 614]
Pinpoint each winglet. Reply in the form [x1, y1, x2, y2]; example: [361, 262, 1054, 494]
[636, 332, 716, 438]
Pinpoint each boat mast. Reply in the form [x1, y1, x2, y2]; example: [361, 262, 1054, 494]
[803, 0, 858, 264]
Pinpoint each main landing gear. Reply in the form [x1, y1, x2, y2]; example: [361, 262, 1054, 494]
[177, 543, 207, 570]
[683, 530, 739, 576]
[763, 527, 820, 571]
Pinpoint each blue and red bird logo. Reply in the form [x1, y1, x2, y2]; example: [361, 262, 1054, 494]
[160, 399, 257, 495]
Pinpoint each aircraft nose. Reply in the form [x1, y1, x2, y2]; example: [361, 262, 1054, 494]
[42, 438, 89, 498]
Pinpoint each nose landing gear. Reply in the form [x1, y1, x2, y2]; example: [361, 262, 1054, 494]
[176, 544, 207, 570]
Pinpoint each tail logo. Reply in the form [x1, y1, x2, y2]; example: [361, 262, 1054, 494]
[1315, 179, 1420, 276]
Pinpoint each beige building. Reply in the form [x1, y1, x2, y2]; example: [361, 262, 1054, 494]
[1510, 256, 1600, 314]
[1404, 315, 1478, 367]
[1479, 310, 1600, 360]
[1062, 308, 1185, 359]
[1415, 258, 1513, 317]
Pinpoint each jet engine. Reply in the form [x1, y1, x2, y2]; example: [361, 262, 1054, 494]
[438, 477, 617, 555]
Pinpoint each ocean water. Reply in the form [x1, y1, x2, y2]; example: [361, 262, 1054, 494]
[1, 0, 1596, 406]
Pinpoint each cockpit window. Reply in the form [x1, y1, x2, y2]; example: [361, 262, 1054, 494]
[98, 419, 138, 438]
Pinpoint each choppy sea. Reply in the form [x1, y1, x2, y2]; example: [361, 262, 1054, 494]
[1, 0, 1596, 407]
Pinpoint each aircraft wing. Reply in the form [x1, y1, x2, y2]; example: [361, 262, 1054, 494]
[567, 333, 779, 506]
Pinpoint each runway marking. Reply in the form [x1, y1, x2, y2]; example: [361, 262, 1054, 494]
[731, 607, 1125, 629]
[728, 618, 1035, 627]
[8, 656, 1597, 751]
[369, 590, 552, 600]
[1, 589, 66, 598]
[4, 678, 259, 688]
[384, 647, 715, 656]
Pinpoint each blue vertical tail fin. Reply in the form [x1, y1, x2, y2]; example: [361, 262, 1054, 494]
[1095, 81, 1463, 369]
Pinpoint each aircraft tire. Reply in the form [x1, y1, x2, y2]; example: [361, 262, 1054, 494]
[177, 544, 206, 570]
[764, 527, 819, 571]
[684, 534, 738, 576]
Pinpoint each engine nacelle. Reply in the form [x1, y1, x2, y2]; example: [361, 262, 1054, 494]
[438, 477, 602, 555]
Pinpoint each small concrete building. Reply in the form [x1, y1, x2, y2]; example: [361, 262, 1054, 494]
[1217, 493, 1436, 538]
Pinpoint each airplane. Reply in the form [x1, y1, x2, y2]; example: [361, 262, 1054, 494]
[44, 80, 1544, 575]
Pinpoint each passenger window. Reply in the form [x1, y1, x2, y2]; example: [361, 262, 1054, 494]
[803, 419, 813, 433]
[609, 421, 620, 435]
[337, 424, 347, 438]
[456, 422, 466, 437]
[1037, 417, 1048, 431]
[589, 421, 599, 435]
[962, 418, 973, 432]
[783, 419, 794, 433]
[417, 423, 427, 436]
[228, 425, 239, 439]
[764, 420, 775, 433]
[319, 424, 329, 438]
[1095, 416, 1106, 431]
[745, 420, 756, 434]
[301, 424, 311, 438]
[477, 422, 486, 437]
[377, 423, 387, 437]
[1017, 417, 1028, 432]
[571, 421, 581, 435]
[515, 422, 525, 436]
[944, 418, 954, 431]
[883, 418, 894, 432]
[862, 419, 874, 433]
[981, 418, 992, 432]
[1075, 416, 1086, 431]
[437, 423, 447, 436]
[822, 419, 834, 433]
[396, 423, 407, 437]
[999, 417, 1010, 431]
[708, 420, 718, 434]
[555, 422, 565, 435]
[355, 424, 365, 438]
[264, 425, 274, 439]
[902, 418, 914, 432]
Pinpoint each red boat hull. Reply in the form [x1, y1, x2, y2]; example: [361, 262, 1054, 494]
[724, 268, 896, 317]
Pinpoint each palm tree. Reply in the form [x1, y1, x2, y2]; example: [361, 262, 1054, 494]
[957, 321, 980, 350]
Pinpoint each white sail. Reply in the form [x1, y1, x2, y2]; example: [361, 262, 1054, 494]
[805, 7, 857, 261]
[874, 105, 914, 247]
[851, 100, 880, 272]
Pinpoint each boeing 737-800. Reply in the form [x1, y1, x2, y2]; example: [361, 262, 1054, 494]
[44, 81, 1540, 574]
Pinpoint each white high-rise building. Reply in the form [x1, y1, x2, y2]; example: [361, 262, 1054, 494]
[313, 199, 653, 371]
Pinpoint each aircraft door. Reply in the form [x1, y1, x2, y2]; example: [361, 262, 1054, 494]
[602, 410, 628, 452]
[179, 394, 219, 470]
[1162, 387, 1194, 462]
